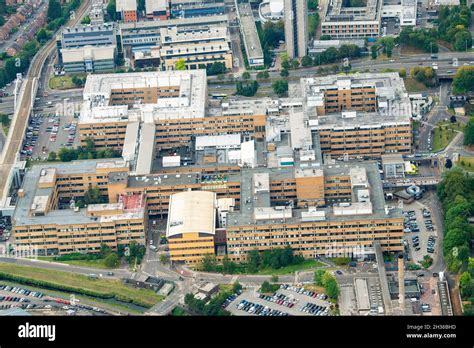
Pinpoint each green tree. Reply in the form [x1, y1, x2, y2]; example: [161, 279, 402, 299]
[232, 281, 242, 293]
[247, 249, 261, 273]
[301, 56, 313, 67]
[314, 269, 325, 286]
[175, 59, 186, 71]
[160, 254, 169, 264]
[106, 0, 116, 20]
[47, 0, 62, 21]
[272, 79, 288, 96]
[453, 66, 474, 94]
[399, 68, 407, 78]
[291, 59, 300, 69]
[271, 275, 279, 283]
[81, 15, 91, 24]
[222, 255, 236, 274]
[47, 151, 57, 161]
[242, 71, 251, 80]
[460, 272, 473, 297]
[201, 254, 217, 272]
[99, 243, 112, 258]
[280, 68, 289, 77]
[256, 70, 269, 79]
[104, 253, 119, 268]
[322, 272, 339, 299]
[84, 186, 106, 205]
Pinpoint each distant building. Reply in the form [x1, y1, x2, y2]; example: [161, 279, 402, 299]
[62, 45, 116, 73]
[116, 0, 137, 22]
[284, 0, 308, 58]
[57, 23, 117, 66]
[158, 26, 233, 71]
[170, 0, 226, 19]
[145, 0, 169, 20]
[321, 0, 382, 39]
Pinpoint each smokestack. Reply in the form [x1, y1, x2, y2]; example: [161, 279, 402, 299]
[398, 255, 405, 309]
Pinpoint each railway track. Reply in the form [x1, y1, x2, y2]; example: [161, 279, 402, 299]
[0, 0, 91, 206]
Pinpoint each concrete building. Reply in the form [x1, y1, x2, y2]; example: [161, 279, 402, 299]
[158, 26, 233, 71]
[321, 0, 382, 39]
[236, 1, 264, 67]
[170, 0, 226, 18]
[89, 0, 105, 25]
[284, 0, 308, 58]
[300, 72, 412, 158]
[61, 45, 115, 73]
[145, 0, 169, 20]
[12, 160, 146, 256]
[258, 0, 284, 23]
[119, 14, 229, 48]
[166, 191, 217, 263]
[57, 23, 117, 66]
[116, 0, 137, 22]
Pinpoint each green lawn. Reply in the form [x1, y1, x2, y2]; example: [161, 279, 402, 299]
[0, 113, 11, 136]
[0, 263, 163, 308]
[37, 256, 119, 269]
[432, 121, 464, 152]
[255, 260, 325, 275]
[403, 78, 427, 93]
[48, 75, 85, 90]
[456, 156, 474, 172]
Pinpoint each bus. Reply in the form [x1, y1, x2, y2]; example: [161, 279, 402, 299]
[211, 93, 227, 100]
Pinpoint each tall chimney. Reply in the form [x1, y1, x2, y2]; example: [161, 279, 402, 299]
[398, 255, 405, 309]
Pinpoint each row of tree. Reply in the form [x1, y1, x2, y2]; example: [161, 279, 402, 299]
[437, 169, 473, 275]
[200, 247, 305, 274]
[47, 138, 120, 162]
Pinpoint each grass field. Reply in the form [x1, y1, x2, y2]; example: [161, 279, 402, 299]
[37, 256, 119, 269]
[403, 78, 427, 93]
[255, 260, 325, 275]
[0, 113, 11, 136]
[400, 44, 426, 55]
[432, 121, 464, 152]
[48, 75, 85, 90]
[456, 156, 474, 172]
[0, 263, 163, 308]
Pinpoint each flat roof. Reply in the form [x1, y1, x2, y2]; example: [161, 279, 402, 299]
[13, 160, 140, 227]
[166, 191, 216, 237]
[135, 123, 155, 175]
[226, 161, 402, 228]
[80, 70, 207, 124]
[237, 2, 264, 64]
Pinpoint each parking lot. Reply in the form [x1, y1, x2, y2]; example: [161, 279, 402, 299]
[0, 283, 109, 315]
[403, 202, 438, 264]
[20, 109, 80, 162]
[226, 284, 332, 316]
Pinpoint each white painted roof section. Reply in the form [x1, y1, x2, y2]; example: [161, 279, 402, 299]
[166, 191, 216, 238]
[122, 121, 140, 162]
[135, 123, 155, 175]
[80, 70, 207, 124]
[116, 0, 136, 12]
[195, 134, 241, 150]
[61, 45, 115, 63]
